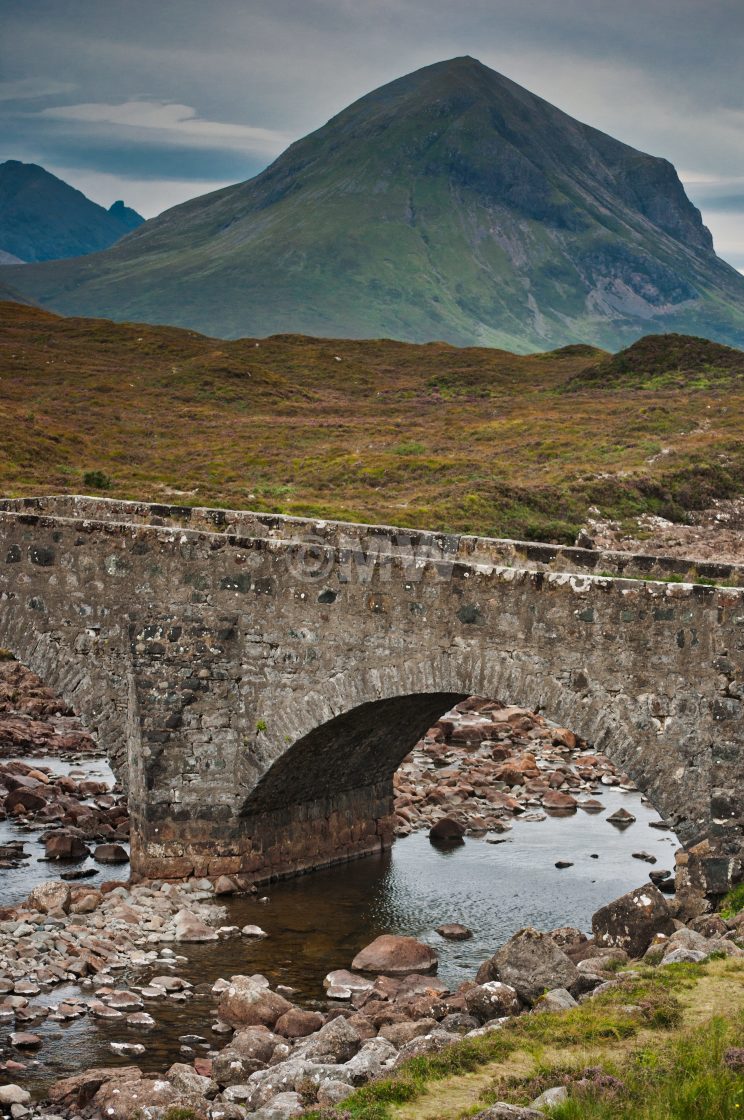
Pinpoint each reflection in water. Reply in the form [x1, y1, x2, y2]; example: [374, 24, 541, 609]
[9, 787, 678, 1092]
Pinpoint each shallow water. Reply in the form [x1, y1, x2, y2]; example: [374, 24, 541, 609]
[3, 786, 678, 1092]
[0, 756, 129, 905]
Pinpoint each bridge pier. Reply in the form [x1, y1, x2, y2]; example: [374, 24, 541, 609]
[130, 783, 396, 882]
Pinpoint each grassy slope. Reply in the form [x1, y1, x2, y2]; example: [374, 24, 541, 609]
[569, 333, 744, 392]
[301, 959, 744, 1120]
[3, 302, 744, 543]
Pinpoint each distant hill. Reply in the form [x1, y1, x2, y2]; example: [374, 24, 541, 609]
[569, 333, 744, 390]
[6, 57, 744, 351]
[0, 280, 35, 304]
[0, 161, 143, 262]
[2, 301, 744, 544]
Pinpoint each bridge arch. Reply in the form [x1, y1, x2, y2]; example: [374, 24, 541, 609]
[239, 651, 692, 840]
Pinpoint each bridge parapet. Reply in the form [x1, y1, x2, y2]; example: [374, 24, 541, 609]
[1, 494, 742, 587]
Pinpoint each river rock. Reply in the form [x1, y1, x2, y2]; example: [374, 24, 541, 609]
[0, 1086, 31, 1107]
[534, 987, 578, 1012]
[592, 884, 674, 957]
[351, 935, 438, 975]
[323, 969, 374, 999]
[44, 832, 89, 860]
[606, 807, 636, 825]
[5, 787, 47, 813]
[479, 927, 578, 1005]
[295, 1016, 361, 1063]
[379, 1018, 439, 1047]
[344, 1036, 398, 1084]
[393, 1029, 459, 1065]
[213, 1027, 287, 1086]
[542, 790, 578, 811]
[252, 1091, 304, 1119]
[48, 1065, 143, 1109]
[9, 1033, 41, 1048]
[27, 880, 71, 914]
[93, 1075, 192, 1120]
[173, 908, 218, 942]
[93, 844, 129, 864]
[166, 1062, 218, 1098]
[429, 817, 465, 843]
[218, 977, 292, 1029]
[464, 981, 521, 1021]
[436, 923, 472, 940]
[317, 1079, 354, 1107]
[274, 1008, 324, 1038]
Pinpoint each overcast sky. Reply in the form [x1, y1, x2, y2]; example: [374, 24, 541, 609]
[2, 0, 744, 266]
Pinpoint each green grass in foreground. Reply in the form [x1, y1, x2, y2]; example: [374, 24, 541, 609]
[496, 1014, 744, 1120]
[721, 883, 744, 921]
[301, 963, 744, 1120]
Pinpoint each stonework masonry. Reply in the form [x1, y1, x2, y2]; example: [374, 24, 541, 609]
[0, 495, 741, 891]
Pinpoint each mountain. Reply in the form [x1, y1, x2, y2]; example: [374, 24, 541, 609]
[5, 58, 744, 350]
[0, 161, 144, 262]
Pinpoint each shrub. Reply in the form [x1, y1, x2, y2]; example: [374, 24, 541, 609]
[720, 882, 744, 919]
[83, 469, 113, 490]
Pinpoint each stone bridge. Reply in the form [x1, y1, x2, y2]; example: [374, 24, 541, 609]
[0, 496, 741, 894]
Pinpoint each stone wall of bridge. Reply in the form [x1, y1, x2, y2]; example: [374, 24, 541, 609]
[0, 496, 741, 892]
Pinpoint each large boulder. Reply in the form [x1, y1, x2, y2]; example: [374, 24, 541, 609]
[212, 1026, 289, 1086]
[252, 1092, 304, 1119]
[94, 843, 129, 864]
[166, 1063, 218, 1098]
[44, 832, 89, 860]
[542, 790, 578, 811]
[274, 1008, 324, 1038]
[351, 935, 438, 976]
[464, 981, 521, 1022]
[343, 1037, 398, 1085]
[295, 1016, 361, 1063]
[592, 885, 674, 958]
[218, 976, 293, 1029]
[0, 1086, 31, 1107]
[429, 818, 465, 844]
[28, 879, 71, 914]
[93, 1075, 207, 1120]
[482, 927, 579, 1005]
[49, 1067, 143, 1110]
[6, 787, 47, 813]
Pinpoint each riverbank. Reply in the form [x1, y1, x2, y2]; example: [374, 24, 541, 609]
[0, 873, 740, 1119]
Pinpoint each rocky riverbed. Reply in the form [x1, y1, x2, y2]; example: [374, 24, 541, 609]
[392, 697, 645, 839]
[0, 655, 739, 1119]
[0, 874, 739, 1120]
